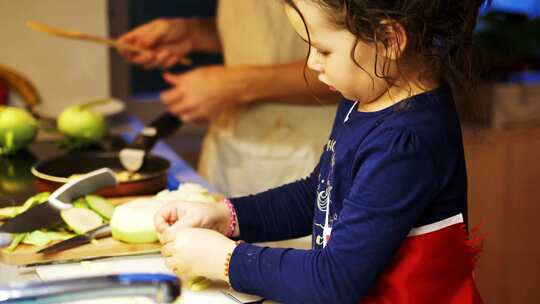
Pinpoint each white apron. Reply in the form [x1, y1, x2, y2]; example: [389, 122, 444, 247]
[198, 0, 337, 197]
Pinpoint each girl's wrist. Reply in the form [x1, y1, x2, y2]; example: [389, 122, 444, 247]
[221, 240, 243, 283]
[221, 198, 240, 238]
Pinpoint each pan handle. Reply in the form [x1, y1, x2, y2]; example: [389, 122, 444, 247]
[129, 112, 182, 152]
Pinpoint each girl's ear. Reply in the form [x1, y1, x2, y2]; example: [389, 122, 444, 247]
[376, 21, 407, 61]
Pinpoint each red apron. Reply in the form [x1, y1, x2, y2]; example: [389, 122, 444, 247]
[363, 215, 483, 304]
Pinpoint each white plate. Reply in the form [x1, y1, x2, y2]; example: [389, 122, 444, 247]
[33, 97, 126, 119]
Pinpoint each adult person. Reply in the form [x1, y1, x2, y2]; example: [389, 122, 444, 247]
[119, 0, 338, 196]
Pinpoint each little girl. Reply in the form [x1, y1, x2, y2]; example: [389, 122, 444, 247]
[157, 0, 487, 303]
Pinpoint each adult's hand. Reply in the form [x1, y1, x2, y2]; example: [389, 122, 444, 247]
[160, 65, 254, 123]
[118, 18, 195, 69]
[117, 18, 221, 69]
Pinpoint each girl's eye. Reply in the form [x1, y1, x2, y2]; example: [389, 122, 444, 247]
[318, 50, 331, 57]
[311, 46, 330, 57]
[315, 49, 330, 57]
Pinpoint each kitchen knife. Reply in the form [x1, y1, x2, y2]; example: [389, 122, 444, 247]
[37, 224, 112, 255]
[119, 112, 181, 172]
[0, 273, 180, 303]
[0, 168, 117, 233]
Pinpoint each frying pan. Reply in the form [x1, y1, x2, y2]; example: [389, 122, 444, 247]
[31, 113, 182, 197]
[31, 152, 169, 197]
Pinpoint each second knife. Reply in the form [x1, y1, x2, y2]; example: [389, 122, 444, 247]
[37, 224, 112, 255]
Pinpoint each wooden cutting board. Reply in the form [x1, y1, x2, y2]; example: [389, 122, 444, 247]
[0, 196, 162, 266]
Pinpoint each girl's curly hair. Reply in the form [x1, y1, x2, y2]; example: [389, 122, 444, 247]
[284, 0, 490, 117]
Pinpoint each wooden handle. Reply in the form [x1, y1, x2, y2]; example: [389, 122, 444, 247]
[26, 21, 192, 65]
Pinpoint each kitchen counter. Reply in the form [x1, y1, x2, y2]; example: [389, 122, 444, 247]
[0, 112, 310, 303]
[0, 112, 210, 285]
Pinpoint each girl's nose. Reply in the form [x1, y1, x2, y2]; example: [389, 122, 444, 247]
[307, 49, 323, 72]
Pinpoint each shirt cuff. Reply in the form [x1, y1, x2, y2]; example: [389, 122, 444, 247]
[230, 196, 263, 242]
[229, 242, 259, 293]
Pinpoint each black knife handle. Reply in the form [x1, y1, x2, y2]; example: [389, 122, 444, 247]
[130, 112, 182, 152]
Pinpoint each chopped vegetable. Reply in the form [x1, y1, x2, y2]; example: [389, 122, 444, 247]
[61, 208, 103, 234]
[6, 233, 25, 252]
[69, 171, 144, 183]
[23, 230, 52, 246]
[45, 231, 76, 241]
[0, 192, 49, 219]
[188, 276, 212, 291]
[1, 192, 108, 252]
[114, 171, 143, 182]
[0, 106, 37, 155]
[156, 183, 218, 204]
[0, 207, 18, 219]
[73, 197, 89, 209]
[110, 198, 164, 244]
[19, 230, 75, 247]
[17, 192, 50, 214]
[85, 195, 115, 220]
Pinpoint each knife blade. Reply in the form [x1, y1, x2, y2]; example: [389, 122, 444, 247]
[119, 112, 181, 172]
[37, 224, 112, 255]
[0, 168, 117, 233]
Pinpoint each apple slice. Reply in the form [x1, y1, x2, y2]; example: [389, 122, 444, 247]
[61, 208, 103, 234]
[85, 195, 115, 220]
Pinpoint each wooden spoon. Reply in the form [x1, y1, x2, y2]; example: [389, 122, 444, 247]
[26, 21, 192, 66]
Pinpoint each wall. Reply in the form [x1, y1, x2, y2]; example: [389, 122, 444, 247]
[465, 127, 540, 303]
[0, 0, 109, 109]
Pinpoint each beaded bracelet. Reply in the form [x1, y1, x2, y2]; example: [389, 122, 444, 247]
[223, 198, 237, 238]
[225, 240, 244, 282]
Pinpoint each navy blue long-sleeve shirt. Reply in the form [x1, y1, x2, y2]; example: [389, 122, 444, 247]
[229, 87, 468, 303]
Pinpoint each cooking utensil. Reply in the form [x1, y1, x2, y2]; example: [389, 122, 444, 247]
[120, 112, 182, 172]
[26, 20, 192, 66]
[0, 168, 117, 233]
[0, 273, 180, 303]
[37, 224, 111, 255]
[32, 152, 170, 198]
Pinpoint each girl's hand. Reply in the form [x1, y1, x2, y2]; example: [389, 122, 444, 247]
[161, 227, 237, 282]
[154, 201, 233, 242]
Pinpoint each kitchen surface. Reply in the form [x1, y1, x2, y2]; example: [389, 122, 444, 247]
[0, 111, 306, 303]
[1, 0, 540, 303]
